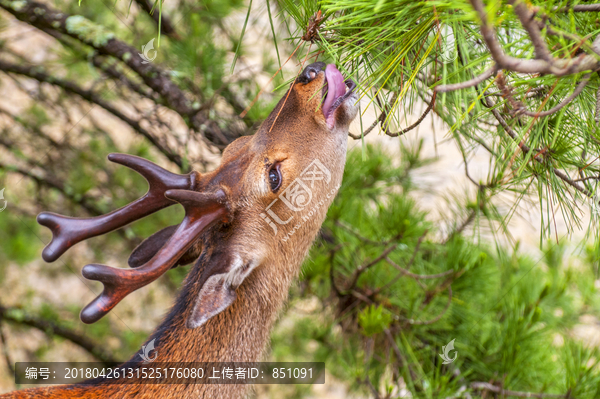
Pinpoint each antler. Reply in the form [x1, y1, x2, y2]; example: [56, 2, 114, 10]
[37, 154, 232, 323]
[37, 153, 200, 262]
[80, 189, 230, 323]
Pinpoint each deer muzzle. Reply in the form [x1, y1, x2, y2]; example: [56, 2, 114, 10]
[322, 64, 357, 129]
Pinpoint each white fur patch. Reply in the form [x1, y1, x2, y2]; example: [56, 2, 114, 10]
[224, 254, 261, 289]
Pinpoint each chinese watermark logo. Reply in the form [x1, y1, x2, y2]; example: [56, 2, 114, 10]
[0, 188, 7, 212]
[439, 338, 457, 364]
[139, 38, 157, 64]
[439, 24, 458, 64]
[591, 195, 600, 216]
[260, 159, 337, 241]
[139, 338, 158, 363]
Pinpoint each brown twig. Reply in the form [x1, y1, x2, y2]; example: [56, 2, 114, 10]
[0, 106, 64, 149]
[362, 337, 381, 399]
[349, 92, 436, 139]
[504, 73, 592, 118]
[573, 175, 600, 183]
[482, 92, 595, 198]
[0, 321, 15, 377]
[443, 209, 477, 244]
[469, 0, 600, 76]
[334, 220, 387, 245]
[0, 0, 190, 114]
[328, 243, 345, 297]
[435, 65, 498, 93]
[383, 328, 404, 368]
[554, 4, 600, 13]
[509, 0, 553, 62]
[372, 232, 433, 296]
[302, 10, 325, 43]
[345, 242, 399, 290]
[0, 60, 183, 167]
[471, 382, 569, 398]
[91, 55, 158, 101]
[0, 59, 182, 167]
[385, 257, 454, 280]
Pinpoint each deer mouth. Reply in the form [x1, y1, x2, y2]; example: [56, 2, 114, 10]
[322, 64, 357, 129]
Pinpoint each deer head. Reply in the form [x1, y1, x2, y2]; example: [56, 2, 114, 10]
[37, 62, 358, 330]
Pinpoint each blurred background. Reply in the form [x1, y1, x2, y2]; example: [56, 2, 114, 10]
[0, 0, 599, 397]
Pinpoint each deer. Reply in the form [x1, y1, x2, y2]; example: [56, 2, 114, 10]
[2, 61, 358, 398]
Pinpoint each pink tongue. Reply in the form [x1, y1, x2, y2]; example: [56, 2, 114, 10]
[322, 64, 346, 117]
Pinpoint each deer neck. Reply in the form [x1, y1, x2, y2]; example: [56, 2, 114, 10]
[139, 247, 301, 364]
[104, 247, 304, 398]
[142, 144, 347, 364]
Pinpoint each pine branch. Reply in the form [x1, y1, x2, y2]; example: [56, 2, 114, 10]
[437, 1, 600, 91]
[0, 161, 104, 216]
[407, 286, 452, 325]
[38, 27, 163, 104]
[0, 0, 234, 146]
[0, 0, 189, 113]
[0, 106, 64, 149]
[496, 71, 592, 118]
[349, 92, 436, 139]
[0, 305, 119, 365]
[334, 220, 388, 245]
[346, 240, 400, 290]
[0, 59, 182, 167]
[443, 209, 476, 244]
[469, 0, 600, 76]
[91, 55, 159, 101]
[435, 65, 498, 92]
[482, 91, 595, 199]
[385, 256, 454, 280]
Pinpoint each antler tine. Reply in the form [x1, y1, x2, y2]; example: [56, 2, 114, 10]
[37, 153, 200, 263]
[80, 189, 230, 324]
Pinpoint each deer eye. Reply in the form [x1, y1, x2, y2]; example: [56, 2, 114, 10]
[268, 164, 282, 192]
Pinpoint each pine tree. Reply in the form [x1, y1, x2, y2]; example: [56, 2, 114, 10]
[278, 0, 600, 241]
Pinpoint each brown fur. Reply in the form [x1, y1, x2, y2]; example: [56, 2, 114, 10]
[2, 64, 358, 399]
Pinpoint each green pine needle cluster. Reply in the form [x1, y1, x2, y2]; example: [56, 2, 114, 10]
[277, 0, 600, 242]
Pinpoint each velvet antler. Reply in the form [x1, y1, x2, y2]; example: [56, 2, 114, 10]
[37, 153, 200, 262]
[80, 189, 229, 323]
[37, 154, 231, 323]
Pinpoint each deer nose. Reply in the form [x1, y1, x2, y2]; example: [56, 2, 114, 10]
[298, 62, 326, 83]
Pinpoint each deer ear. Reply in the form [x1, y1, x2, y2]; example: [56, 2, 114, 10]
[128, 224, 201, 268]
[187, 273, 237, 329]
[187, 255, 261, 329]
